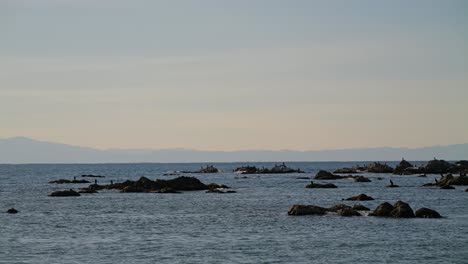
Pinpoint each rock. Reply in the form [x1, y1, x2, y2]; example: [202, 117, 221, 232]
[352, 204, 370, 211]
[353, 176, 371, 182]
[440, 185, 455, 189]
[345, 193, 374, 201]
[206, 183, 230, 190]
[81, 174, 105, 178]
[6, 208, 18, 214]
[370, 202, 394, 217]
[390, 201, 415, 218]
[78, 189, 98, 194]
[288, 204, 327, 216]
[157, 187, 180, 193]
[333, 168, 358, 174]
[235, 163, 303, 174]
[438, 174, 468, 186]
[466, 188, 468, 192]
[415, 208, 442, 218]
[306, 182, 337, 188]
[198, 165, 219, 173]
[314, 170, 343, 180]
[296, 177, 311, 180]
[49, 179, 90, 184]
[154, 176, 209, 191]
[421, 159, 454, 174]
[337, 208, 362, 217]
[394, 159, 414, 174]
[364, 162, 394, 173]
[327, 204, 352, 212]
[49, 189, 81, 197]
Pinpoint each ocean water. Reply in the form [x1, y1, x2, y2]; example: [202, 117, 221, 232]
[1, 162, 467, 264]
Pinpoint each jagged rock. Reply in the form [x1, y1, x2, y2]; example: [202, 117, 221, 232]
[354, 176, 371, 182]
[6, 208, 18, 214]
[235, 163, 303, 174]
[390, 201, 415, 218]
[327, 204, 351, 212]
[394, 159, 414, 174]
[364, 162, 394, 173]
[345, 193, 374, 201]
[438, 174, 468, 186]
[415, 208, 441, 218]
[440, 185, 455, 190]
[338, 208, 362, 217]
[370, 202, 394, 217]
[314, 170, 343, 180]
[352, 204, 370, 211]
[421, 159, 454, 174]
[49, 189, 81, 197]
[288, 204, 327, 216]
[198, 165, 219, 173]
[334, 168, 358, 174]
[306, 182, 337, 188]
[49, 179, 90, 184]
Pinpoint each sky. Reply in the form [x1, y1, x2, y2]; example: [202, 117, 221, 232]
[1, 0, 467, 151]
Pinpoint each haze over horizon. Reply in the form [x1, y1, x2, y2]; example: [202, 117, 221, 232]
[2, 0, 468, 151]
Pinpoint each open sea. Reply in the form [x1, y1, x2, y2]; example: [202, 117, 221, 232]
[1, 162, 467, 264]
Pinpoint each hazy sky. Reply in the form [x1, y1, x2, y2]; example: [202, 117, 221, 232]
[1, 0, 467, 150]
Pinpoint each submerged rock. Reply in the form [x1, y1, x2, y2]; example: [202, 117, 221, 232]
[334, 168, 358, 174]
[288, 204, 327, 216]
[345, 193, 374, 201]
[49, 179, 90, 184]
[327, 204, 351, 212]
[49, 189, 81, 197]
[6, 208, 18, 214]
[354, 176, 371, 182]
[337, 208, 362, 217]
[415, 208, 441, 218]
[81, 174, 106, 178]
[440, 185, 455, 190]
[78, 189, 98, 194]
[306, 182, 337, 188]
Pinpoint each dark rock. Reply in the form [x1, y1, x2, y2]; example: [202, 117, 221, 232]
[394, 159, 414, 174]
[440, 185, 455, 190]
[390, 201, 415, 218]
[327, 204, 352, 212]
[81, 174, 105, 178]
[421, 159, 454, 174]
[78, 189, 98, 194]
[198, 165, 219, 173]
[415, 208, 441, 218]
[370, 202, 394, 217]
[49, 189, 81, 197]
[288, 204, 327, 216]
[438, 174, 468, 186]
[49, 179, 90, 184]
[353, 176, 371, 182]
[235, 163, 303, 174]
[466, 188, 468, 192]
[206, 183, 230, 190]
[337, 208, 362, 217]
[157, 187, 180, 193]
[6, 208, 18, 214]
[345, 193, 374, 201]
[334, 168, 358, 174]
[364, 162, 394, 173]
[314, 170, 343, 180]
[352, 204, 370, 211]
[306, 182, 337, 188]
[296, 177, 311, 180]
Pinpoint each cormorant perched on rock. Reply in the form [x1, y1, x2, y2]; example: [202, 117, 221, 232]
[390, 179, 394, 186]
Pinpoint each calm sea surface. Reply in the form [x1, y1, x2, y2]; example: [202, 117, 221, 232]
[1, 162, 467, 264]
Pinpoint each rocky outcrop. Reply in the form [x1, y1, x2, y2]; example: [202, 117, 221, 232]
[345, 193, 374, 201]
[333, 168, 357, 174]
[370, 202, 394, 217]
[421, 159, 454, 174]
[314, 170, 344, 180]
[306, 182, 337, 188]
[394, 159, 414, 175]
[6, 208, 18, 214]
[49, 179, 90, 184]
[49, 189, 81, 197]
[354, 176, 371, 182]
[234, 163, 303, 174]
[415, 208, 441, 218]
[352, 204, 370, 211]
[81, 174, 105, 178]
[390, 201, 415, 218]
[437, 174, 468, 186]
[337, 208, 362, 217]
[78, 189, 98, 194]
[327, 204, 352, 212]
[288, 205, 327, 216]
[440, 185, 455, 189]
[364, 162, 394, 173]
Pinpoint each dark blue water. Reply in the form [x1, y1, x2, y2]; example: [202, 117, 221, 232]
[1, 162, 467, 264]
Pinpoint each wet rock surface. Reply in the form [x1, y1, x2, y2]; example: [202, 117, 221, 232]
[49, 189, 81, 197]
[415, 208, 442, 218]
[306, 182, 337, 188]
[345, 193, 374, 201]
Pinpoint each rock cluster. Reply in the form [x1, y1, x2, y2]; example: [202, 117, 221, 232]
[234, 163, 303, 174]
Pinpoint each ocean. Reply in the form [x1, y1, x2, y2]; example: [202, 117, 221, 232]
[1, 162, 467, 264]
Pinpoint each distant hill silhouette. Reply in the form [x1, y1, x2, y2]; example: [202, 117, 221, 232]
[0, 137, 467, 163]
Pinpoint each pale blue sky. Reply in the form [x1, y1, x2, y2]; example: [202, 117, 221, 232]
[1, 0, 467, 150]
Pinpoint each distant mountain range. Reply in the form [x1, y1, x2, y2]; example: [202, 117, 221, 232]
[0, 137, 467, 163]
